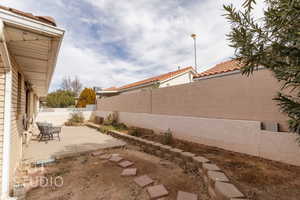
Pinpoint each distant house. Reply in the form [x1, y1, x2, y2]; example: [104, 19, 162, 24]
[97, 66, 196, 98]
[193, 60, 246, 80]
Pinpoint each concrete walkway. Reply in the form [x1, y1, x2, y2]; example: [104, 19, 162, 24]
[23, 126, 126, 163]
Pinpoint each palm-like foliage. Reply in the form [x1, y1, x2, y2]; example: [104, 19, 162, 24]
[224, 0, 300, 142]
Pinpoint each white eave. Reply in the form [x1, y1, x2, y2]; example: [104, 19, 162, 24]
[0, 9, 65, 97]
[97, 90, 119, 94]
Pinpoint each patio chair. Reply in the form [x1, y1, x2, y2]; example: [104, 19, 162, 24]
[36, 122, 61, 141]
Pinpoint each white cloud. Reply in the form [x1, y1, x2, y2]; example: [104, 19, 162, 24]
[0, 0, 265, 90]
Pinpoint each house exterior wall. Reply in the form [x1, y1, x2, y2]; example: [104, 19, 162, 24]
[0, 55, 5, 190]
[9, 58, 26, 186]
[117, 71, 194, 95]
[159, 72, 193, 88]
[0, 55, 38, 190]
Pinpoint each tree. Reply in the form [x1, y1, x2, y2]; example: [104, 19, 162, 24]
[46, 90, 76, 108]
[224, 0, 300, 141]
[60, 76, 72, 91]
[60, 76, 83, 96]
[76, 88, 96, 108]
[71, 76, 83, 96]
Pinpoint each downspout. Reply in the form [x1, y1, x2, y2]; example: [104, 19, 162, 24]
[0, 20, 13, 200]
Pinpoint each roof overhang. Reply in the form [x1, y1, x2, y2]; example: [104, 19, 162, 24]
[0, 9, 64, 97]
[97, 90, 119, 94]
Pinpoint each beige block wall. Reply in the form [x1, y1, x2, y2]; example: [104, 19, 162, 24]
[96, 111, 300, 166]
[98, 69, 288, 131]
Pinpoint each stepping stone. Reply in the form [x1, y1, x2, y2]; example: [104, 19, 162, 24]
[207, 171, 229, 183]
[134, 175, 154, 187]
[99, 154, 111, 160]
[193, 156, 209, 164]
[109, 156, 123, 162]
[118, 160, 134, 168]
[177, 191, 198, 200]
[91, 151, 104, 156]
[147, 184, 168, 199]
[215, 182, 244, 200]
[121, 168, 137, 176]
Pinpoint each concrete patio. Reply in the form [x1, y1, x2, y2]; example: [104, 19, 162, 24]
[23, 126, 126, 163]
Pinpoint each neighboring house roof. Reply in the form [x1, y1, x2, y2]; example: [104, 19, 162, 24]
[103, 86, 118, 91]
[0, 5, 56, 26]
[118, 66, 195, 91]
[102, 66, 195, 92]
[195, 60, 243, 78]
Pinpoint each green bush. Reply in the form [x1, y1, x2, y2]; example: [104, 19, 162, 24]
[161, 128, 173, 145]
[99, 126, 113, 134]
[114, 123, 128, 131]
[46, 90, 75, 108]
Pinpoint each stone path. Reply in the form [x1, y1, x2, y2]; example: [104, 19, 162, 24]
[97, 151, 198, 199]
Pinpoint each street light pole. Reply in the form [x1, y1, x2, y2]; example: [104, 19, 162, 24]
[191, 34, 197, 73]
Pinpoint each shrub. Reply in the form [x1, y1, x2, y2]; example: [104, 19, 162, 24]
[46, 90, 75, 108]
[128, 127, 141, 137]
[103, 111, 118, 126]
[114, 123, 128, 131]
[99, 126, 113, 134]
[161, 128, 173, 145]
[65, 112, 85, 126]
[76, 88, 96, 108]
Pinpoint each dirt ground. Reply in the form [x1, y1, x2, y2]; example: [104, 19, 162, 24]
[26, 147, 209, 200]
[132, 130, 300, 200]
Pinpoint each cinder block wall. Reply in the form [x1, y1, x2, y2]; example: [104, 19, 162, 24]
[95, 69, 300, 166]
[97, 69, 288, 131]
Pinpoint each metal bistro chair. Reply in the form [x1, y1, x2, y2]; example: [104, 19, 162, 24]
[36, 122, 61, 141]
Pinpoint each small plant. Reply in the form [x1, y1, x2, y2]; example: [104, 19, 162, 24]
[103, 111, 118, 126]
[114, 123, 128, 131]
[128, 127, 141, 137]
[65, 112, 85, 126]
[99, 126, 113, 134]
[161, 128, 173, 145]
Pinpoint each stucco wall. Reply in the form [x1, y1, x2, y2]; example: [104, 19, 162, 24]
[96, 111, 300, 166]
[97, 69, 288, 131]
[37, 111, 93, 126]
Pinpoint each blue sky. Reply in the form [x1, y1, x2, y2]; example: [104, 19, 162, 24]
[1, 0, 264, 90]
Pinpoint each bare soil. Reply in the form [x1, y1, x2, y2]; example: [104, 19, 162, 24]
[26, 147, 209, 200]
[127, 127, 300, 200]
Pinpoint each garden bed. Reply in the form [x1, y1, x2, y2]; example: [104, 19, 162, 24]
[95, 123, 300, 200]
[26, 148, 209, 200]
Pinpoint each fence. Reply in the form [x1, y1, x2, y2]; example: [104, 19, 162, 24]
[95, 69, 300, 166]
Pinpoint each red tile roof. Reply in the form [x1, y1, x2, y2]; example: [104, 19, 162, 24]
[103, 66, 194, 91]
[195, 60, 243, 78]
[103, 87, 118, 91]
[118, 66, 194, 90]
[0, 5, 56, 26]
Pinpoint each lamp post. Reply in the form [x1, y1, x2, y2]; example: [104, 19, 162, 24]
[191, 34, 197, 73]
